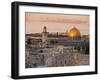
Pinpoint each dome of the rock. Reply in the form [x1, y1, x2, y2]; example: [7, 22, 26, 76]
[68, 27, 81, 38]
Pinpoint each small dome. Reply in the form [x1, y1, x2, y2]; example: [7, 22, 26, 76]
[68, 27, 81, 37]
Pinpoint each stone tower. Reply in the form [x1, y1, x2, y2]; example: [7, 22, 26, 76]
[42, 26, 48, 47]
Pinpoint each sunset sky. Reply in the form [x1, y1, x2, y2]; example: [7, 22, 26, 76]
[25, 12, 89, 35]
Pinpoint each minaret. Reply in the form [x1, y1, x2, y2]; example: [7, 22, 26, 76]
[42, 26, 48, 47]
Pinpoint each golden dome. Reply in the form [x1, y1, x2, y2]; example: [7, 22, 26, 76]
[68, 27, 81, 38]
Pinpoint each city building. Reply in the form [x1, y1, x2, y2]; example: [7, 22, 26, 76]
[25, 26, 89, 68]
